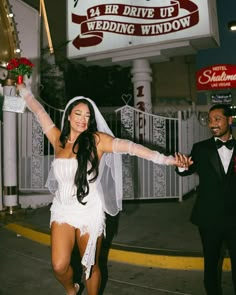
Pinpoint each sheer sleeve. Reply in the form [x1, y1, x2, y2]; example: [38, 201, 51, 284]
[19, 87, 55, 134]
[112, 138, 175, 165]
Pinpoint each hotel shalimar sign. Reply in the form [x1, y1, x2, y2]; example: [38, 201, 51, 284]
[196, 64, 236, 91]
[67, 0, 219, 63]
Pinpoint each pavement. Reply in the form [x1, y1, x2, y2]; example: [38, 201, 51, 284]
[0, 191, 235, 295]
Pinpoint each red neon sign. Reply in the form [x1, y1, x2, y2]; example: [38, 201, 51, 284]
[196, 64, 236, 91]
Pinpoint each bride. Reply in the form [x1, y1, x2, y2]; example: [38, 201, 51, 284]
[18, 84, 189, 295]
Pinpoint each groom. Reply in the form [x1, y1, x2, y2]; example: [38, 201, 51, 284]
[176, 104, 236, 295]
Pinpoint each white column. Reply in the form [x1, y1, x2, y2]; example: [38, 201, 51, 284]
[3, 83, 19, 214]
[131, 59, 152, 143]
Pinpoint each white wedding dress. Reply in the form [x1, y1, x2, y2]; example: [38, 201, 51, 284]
[50, 158, 105, 279]
[18, 88, 176, 281]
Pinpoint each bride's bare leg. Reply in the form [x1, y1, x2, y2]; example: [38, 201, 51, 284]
[77, 233, 103, 295]
[51, 222, 78, 295]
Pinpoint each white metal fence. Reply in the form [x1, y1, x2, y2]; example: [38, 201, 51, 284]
[18, 104, 63, 192]
[0, 102, 210, 204]
[114, 105, 210, 201]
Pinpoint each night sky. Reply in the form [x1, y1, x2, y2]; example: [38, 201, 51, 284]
[197, 0, 236, 68]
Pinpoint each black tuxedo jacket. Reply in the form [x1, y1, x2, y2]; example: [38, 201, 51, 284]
[176, 137, 236, 228]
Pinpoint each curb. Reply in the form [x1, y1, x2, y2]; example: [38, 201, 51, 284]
[4, 223, 232, 271]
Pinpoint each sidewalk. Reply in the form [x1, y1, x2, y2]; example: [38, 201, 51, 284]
[0, 191, 234, 295]
[0, 191, 231, 270]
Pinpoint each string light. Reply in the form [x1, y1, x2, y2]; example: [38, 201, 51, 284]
[228, 21, 236, 31]
[230, 105, 236, 119]
[2, 0, 20, 59]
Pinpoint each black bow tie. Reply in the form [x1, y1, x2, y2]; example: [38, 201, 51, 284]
[215, 139, 235, 150]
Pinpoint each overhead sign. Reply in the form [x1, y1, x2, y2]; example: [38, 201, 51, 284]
[67, 0, 219, 61]
[196, 64, 236, 91]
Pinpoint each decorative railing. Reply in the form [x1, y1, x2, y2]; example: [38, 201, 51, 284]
[114, 105, 210, 200]
[0, 100, 210, 206]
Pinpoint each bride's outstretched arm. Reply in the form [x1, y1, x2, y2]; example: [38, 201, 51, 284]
[112, 138, 186, 167]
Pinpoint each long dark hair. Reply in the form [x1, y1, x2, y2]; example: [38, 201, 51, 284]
[60, 99, 99, 204]
[209, 104, 232, 117]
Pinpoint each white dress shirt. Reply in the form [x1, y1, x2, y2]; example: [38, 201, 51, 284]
[215, 137, 234, 173]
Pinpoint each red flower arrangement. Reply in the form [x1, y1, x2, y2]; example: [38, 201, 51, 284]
[7, 57, 34, 84]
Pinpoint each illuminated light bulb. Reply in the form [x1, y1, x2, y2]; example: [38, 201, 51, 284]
[228, 21, 236, 31]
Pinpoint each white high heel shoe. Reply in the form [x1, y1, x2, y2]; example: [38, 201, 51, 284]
[66, 283, 80, 295]
[74, 283, 80, 294]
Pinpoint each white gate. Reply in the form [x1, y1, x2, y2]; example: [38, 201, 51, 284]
[115, 105, 210, 201]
